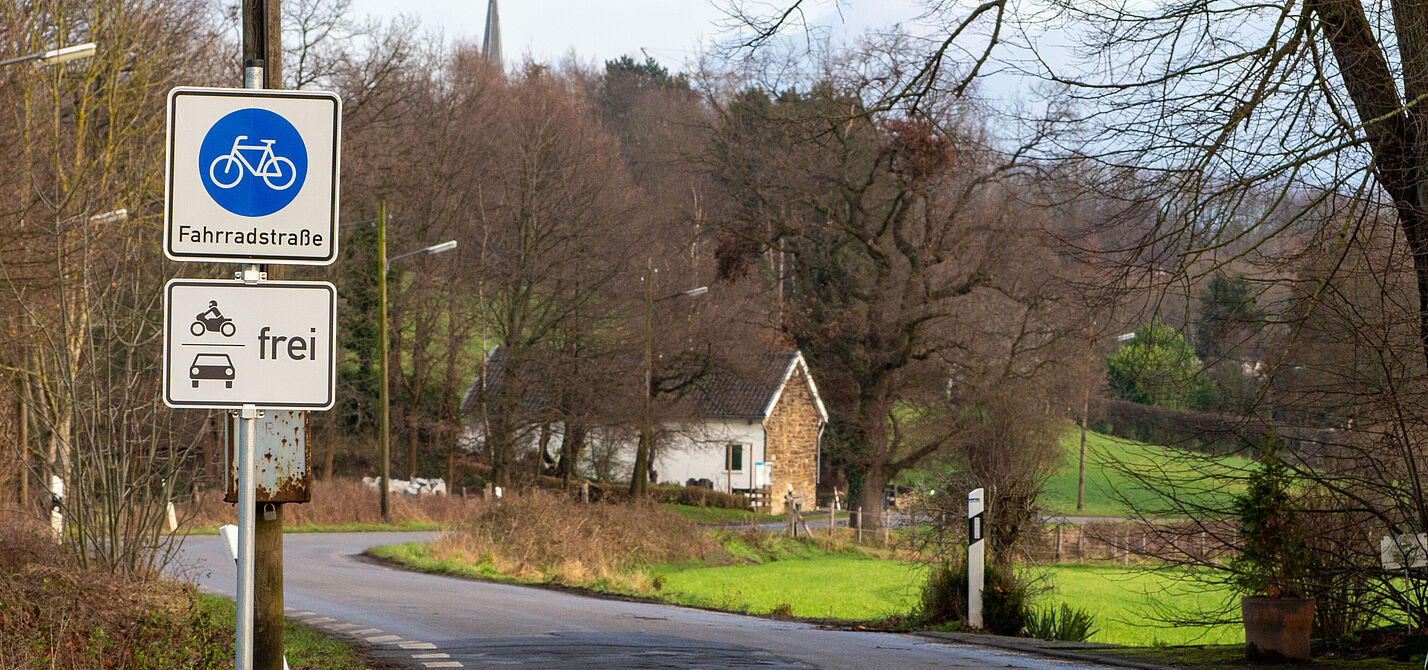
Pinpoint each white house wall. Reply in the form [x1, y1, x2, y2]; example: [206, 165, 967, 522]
[653, 419, 766, 494]
[464, 418, 764, 492]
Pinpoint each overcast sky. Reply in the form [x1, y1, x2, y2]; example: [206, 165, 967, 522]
[346, 0, 931, 73]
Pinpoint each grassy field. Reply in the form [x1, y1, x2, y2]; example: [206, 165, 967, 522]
[372, 528, 1244, 646]
[1042, 428, 1249, 517]
[650, 553, 1241, 645]
[653, 555, 923, 620]
[197, 593, 374, 669]
[1045, 564, 1240, 645]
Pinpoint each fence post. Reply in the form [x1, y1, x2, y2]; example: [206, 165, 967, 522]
[1055, 524, 1063, 562]
[882, 509, 889, 547]
[786, 491, 796, 538]
[856, 507, 863, 543]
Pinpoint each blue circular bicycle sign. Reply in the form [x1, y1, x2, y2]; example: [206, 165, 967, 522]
[198, 108, 307, 217]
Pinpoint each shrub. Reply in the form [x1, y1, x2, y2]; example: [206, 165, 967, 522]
[649, 484, 750, 510]
[0, 521, 227, 668]
[982, 569, 1030, 636]
[1229, 429, 1308, 599]
[435, 490, 719, 583]
[919, 561, 968, 625]
[917, 559, 1028, 636]
[1025, 604, 1098, 642]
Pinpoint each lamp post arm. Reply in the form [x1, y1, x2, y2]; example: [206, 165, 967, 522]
[384, 240, 458, 274]
[0, 42, 98, 68]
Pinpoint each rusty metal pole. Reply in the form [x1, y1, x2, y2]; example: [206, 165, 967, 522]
[242, 3, 284, 668]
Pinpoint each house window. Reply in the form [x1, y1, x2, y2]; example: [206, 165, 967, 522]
[726, 444, 744, 472]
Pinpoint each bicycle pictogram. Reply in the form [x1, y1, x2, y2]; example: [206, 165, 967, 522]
[196, 107, 308, 218]
[208, 135, 297, 191]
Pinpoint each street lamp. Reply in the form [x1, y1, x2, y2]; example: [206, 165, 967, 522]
[629, 259, 707, 497]
[377, 200, 456, 521]
[0, 42, 97, 68]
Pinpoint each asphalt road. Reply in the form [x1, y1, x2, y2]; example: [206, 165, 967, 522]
[172, 532, 1116, 669]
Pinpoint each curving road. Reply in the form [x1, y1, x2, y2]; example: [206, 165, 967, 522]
[172, 532, 1114, 669]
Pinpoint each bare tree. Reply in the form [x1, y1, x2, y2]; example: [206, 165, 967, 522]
[0, 0, 227, 576]
[469, 65, 643, 488]
[705, 43, 1078, 527]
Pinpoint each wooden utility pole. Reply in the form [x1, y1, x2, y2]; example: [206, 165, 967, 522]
[254, 504, 283, 670]
[242, 0, 282, 88]
[378, 200, 391, 522]
[242, 2, 285, 668]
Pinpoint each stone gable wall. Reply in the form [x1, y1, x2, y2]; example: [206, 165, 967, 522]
[762, 364, 822, 515]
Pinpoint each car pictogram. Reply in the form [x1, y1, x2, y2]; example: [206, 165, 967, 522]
[190, 353, 235, 388]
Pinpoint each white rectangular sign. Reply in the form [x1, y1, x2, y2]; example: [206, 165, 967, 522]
[165, 87, 340, 264]
[163, 280, 336, 409]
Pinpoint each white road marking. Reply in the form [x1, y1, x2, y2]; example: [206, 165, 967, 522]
[351, 628, 383, 635]
[366, 634, 403, 643]
[421, 663, 462, 668]
[399, 641, 437, 649]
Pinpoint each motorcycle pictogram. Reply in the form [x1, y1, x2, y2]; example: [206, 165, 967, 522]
[191, 300, 236, 337]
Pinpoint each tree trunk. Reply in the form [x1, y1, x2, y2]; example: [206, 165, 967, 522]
[557, 423, 587, 486]
[858, 466, 888, 532]
[536, 422, 552, 478]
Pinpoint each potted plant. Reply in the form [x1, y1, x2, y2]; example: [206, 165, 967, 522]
[1230, 429, 1314, 663]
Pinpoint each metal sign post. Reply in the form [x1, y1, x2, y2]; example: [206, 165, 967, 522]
[968, 487, 986, 629]
[237, 403, 259, 669]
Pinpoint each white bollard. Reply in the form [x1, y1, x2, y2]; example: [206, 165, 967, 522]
[220, 524, 239, 563]
[968, 487, 986, 629]
[49, 476, 64, 540]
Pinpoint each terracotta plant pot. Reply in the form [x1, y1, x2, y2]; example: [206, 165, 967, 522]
[1242, 596, 1314, 663]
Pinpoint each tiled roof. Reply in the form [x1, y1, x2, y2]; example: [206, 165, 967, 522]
[685, 352, 801, 419]
[461, 346, 547, 416]
[467, 348, 825, 423]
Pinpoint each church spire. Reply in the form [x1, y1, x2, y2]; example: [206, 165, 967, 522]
[482, 0, 502, 69]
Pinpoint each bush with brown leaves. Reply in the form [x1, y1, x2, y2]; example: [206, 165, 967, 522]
[0, 521, 226, 668]
[434, 490, 718, 587]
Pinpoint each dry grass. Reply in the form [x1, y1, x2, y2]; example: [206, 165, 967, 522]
[431, 490, 719, 589]
[179, 477, 486, 530]
[0, 521, 227, 668]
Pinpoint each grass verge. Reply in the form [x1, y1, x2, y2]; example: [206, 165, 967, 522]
[370, 534, 1244, 645]
[196, 593, 377, 669]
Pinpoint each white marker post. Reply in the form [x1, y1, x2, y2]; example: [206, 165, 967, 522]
[49, 476, 64, 540]
[968, 487, 985, 629]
